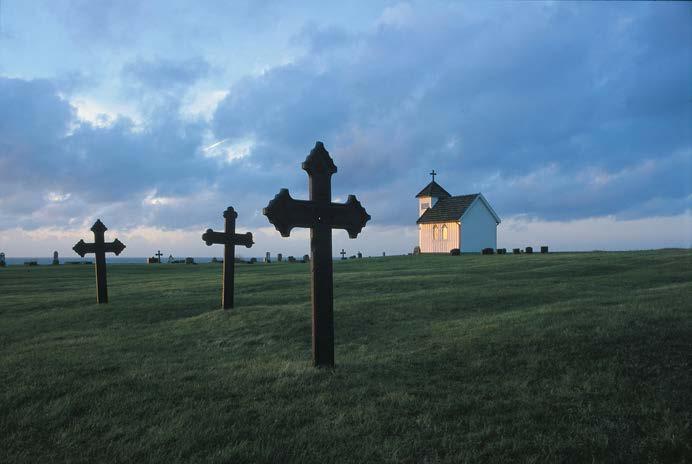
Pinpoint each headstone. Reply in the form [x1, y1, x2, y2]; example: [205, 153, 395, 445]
[450, 248, 460, 256]
[303, 254, 310, 263]
[382, 252, 385, 257]
[541, 246, 549, 253]
[263, 141, 370, 368]
[52, 251, 59, 265]
[525, 247, 533, 254]
[249, 257, 257, 264]
[340, 249, 346, 260]
[482, 248, 494, 255]
[277, 253, 283, 262]
[202, 206, 253, 309]
[513, 248, 521, 254]
[497, 248, 507, 255]
[413, 246, 421, 255]
[185, 257, 196, 264]
[287, 256, 296, 263]
[147, 257, 158, 264]
[357, 252, 362, 259]
[168, 254, 174, 263]
[265, 252, 271, 263]
[0, 252, 5, 267]
[73, 219, 126, 304]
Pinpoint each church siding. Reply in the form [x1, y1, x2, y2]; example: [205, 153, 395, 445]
[419, 221, 459, 253]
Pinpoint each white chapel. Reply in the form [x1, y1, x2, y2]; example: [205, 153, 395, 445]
[416, 171, 501, 253]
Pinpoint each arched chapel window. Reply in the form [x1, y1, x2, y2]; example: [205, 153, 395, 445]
[442, 225, 448, 240]
[432, 225, 438, 240]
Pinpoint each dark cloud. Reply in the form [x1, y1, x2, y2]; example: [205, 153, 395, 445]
[122, 57, 211, 92]
[213, 2, 692, 224]
[1, 2, 690, 236]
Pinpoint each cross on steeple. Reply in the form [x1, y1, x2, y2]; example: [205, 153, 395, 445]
[73, 219, 126, 303]
[202, 206, 253, 310]
[264, 141, 370, 367]
[430, 170, 437, 182]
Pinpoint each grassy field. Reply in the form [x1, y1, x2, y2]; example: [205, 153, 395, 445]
[0, 250, 690, 463]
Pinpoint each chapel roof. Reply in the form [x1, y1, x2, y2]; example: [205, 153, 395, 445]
[416, 194, 480, 224]
[415, 181, 452, 198]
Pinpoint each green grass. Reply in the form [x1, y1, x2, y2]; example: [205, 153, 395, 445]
[1, 250, 690, 463]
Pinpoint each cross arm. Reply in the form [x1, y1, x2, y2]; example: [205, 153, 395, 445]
[202, 230, 254, 248]
[263, 189, 371, 238]
[103, 239, 126, 256]
[73, 239, 96, 257]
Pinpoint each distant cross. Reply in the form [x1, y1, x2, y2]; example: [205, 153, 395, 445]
[155, 250, 163, 263]
[264, 141, 370, 367]
[73, 219, 126, 304]
[430, 169, 437, 182]
[340, 249, 346, 260]
[202, 207, 253, 310]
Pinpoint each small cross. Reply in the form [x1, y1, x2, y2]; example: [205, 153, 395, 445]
[73, 219, 126, 304]
[155, 250, 163, 263]
[340, 249, 346, 260]
[202, 207, 253, 310]
[430, 170, 437, 182]
[264, 141, 370, 367]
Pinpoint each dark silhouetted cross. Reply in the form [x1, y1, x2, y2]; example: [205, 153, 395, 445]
[202, 207, 253, 310]
[430, 169, 437, 182]
[155, 250, 163, 263]
[340, 249, 346, 260]
[73, 219, 126, 304]
[264, 141, 370, 367]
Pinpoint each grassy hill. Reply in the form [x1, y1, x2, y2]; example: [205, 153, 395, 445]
[1, 250, 690, 463]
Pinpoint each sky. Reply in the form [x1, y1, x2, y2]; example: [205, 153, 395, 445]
[0, 0, 690, 258]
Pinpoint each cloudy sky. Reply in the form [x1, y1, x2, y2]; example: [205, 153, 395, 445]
[0, 1, 690, 257]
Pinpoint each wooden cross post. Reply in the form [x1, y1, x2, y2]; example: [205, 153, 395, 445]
[155, 250, 163, 263]
[263, 141, 370, 367]
[340, 249, 346, 260]
[73, 219, 126, 304]
[202, 207, 253, 310]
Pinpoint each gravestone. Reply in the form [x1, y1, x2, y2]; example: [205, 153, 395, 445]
[497, 248, 507, 255]
[382, 252, 385, 257]
[73, 219, 126, 304]
[265, 252, 271, 263]
[513, 248, 521, 254]
[155, 250, 163, 263]
[303, 254, 310, 263]
[482, 248, 494, 255]
[0, 252, 5, 267]
[287, 256, 296, 263]
[340, 249, 346, 260]
[413, 246, 421, 255]
[525, 247, 533, 254]
[450, 248, 460, 256]
[541, 246, 549, 253]
[202, 206, 253, 309]
[277, 253, 283, 262]
[357, 251, 362, 259]
[185, 257, 196, 264]
[52, 251, 59, 265]
[263, 141, 370, 367]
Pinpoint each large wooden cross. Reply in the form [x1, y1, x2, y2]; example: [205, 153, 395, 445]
[263, 141, 370, 367]
[202, 207, 253, 310]
[155, 250, 163, 263]
[73, 219, 126, 304]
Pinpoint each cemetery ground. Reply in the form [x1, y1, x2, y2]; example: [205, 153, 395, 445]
[1, 250, 690, 463]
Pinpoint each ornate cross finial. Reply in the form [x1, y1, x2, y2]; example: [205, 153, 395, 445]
[430, 170, 437, 182]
